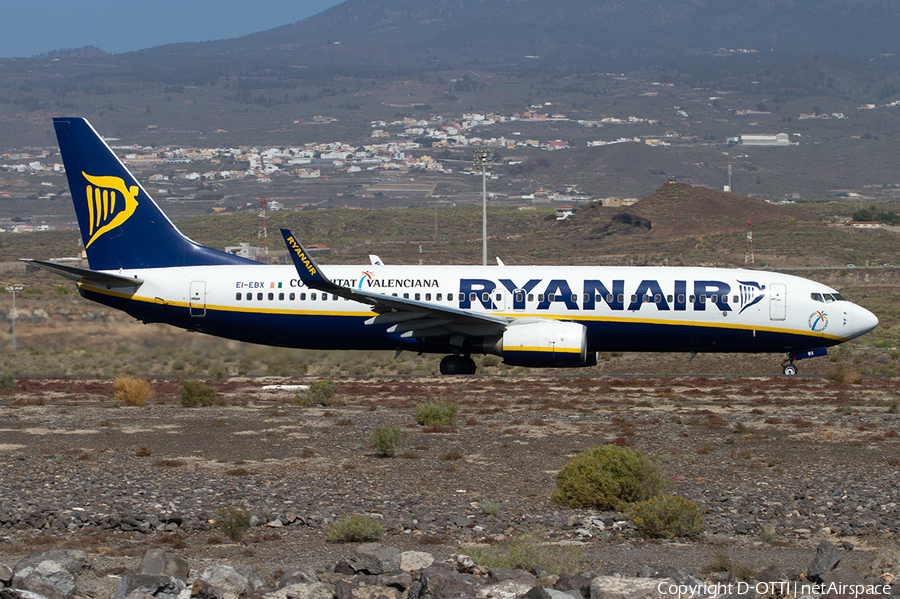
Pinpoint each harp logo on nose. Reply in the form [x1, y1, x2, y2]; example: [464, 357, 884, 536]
[82, 172, 139, 248]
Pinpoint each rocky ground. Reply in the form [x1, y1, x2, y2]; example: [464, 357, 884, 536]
[0, 375, 898, 598]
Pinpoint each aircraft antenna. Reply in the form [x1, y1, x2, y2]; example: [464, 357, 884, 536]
[745, 218, 754, 269]
[258, 197, 269, 264]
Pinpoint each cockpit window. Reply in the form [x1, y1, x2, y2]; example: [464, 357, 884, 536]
[811, 293, 823, 302]
[832, 293, 846, 301]
[822, 293, 834, 303]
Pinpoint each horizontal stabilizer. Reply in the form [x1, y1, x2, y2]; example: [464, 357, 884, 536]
[22, 259, 144, 287]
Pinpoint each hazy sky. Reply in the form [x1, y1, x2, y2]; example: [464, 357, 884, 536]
[0, 0, 344, 58]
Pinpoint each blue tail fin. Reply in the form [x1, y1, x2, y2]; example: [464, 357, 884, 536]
[53, 117, 255, 270]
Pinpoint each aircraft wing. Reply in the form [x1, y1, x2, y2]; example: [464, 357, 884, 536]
[281, 229, 509, 339]
[22, 259, 144, 288]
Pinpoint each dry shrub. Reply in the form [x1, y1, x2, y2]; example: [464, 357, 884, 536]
[113, 376, 153, 406]
[826, 365, 862, 384]
[626, 494, 704, 539]
[551, 445, 667, 510]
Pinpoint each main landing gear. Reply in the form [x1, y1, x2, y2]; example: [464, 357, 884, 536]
[440, 354, 477, 375]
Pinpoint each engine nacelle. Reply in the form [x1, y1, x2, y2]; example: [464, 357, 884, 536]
[498, 320, 594, 367]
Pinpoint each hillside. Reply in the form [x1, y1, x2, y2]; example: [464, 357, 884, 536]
[137, 0, 900, 68]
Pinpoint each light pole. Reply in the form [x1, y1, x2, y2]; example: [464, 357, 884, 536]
[473, 148, 493, 266]
[5, 285, 23, 351]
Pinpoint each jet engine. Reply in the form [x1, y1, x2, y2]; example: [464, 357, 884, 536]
[489, 320, 596, 367]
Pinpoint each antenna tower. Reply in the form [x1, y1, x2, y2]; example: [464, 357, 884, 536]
[744, 218, 754, 268]
[258, 197, 269, 264]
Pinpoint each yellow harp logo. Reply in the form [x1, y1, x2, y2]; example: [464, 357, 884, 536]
[82, 172, 139, 248]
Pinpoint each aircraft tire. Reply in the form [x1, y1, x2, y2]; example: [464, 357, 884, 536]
[440, 355, 465, 375]
[783, 364, 798, 376]
[463, 356, 477, 375]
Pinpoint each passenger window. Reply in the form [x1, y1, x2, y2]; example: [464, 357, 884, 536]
[617, 294, 624, 303]
[496, 293, 502, 302]
[300, 293, 306, 300]
[548, 293, 555, 301]
[643, 294, 651, 303]
[392, 293, 398, 297]
[415, 293, 421, 301]
[606, 294, 614, 303]
[689, 295, 696, 303]
[235, 293, 241, 301]
[515, 292, 524, 302]
[246, 292, 252, 300]
[732, 295, 739, 303]
[279, 292, 284, 301]
[290, 293, 295, 301]
[678, 294, 685, 303]
[311, 293, 317, 300]
[700, 294, 707, 303]
[585, 293, 592, 302]
[721, 295, 728, 304]
[268, 292, 274, 301]
[437, 293, 442, 301]
[666, 295, 673, 302]
[470, 292, 477, 301]
[631, 294, 638, 303]
[710, 295, 717, 303]
[257, 292, 263, 301]
[653, 294, 661, 303]
[425, 293, 431, 301]
[482, 292, 489, 302]
[538, 294, 544, 302]
[528, 294, 534, 302]
[403, 293, 409, 299]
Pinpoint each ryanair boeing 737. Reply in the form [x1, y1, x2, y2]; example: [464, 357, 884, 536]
[27, 117, 879, 375]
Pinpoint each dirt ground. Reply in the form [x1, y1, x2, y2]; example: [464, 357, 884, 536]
[0, 375, 897, 581]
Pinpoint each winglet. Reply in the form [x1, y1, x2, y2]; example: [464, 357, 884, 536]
[281, 229, 337, 291]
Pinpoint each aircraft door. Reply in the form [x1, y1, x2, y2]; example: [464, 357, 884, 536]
[493, 289, 506, 311]
[769, 283, 786, 321]
[190, 281, 206, 317]
[512, 289, 527, 311]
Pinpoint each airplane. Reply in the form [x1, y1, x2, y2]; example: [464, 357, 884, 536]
[26, 117, 878, 376]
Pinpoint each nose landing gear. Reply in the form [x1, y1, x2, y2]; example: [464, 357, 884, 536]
[781, 347, 828, 376]
[781, 360, 798, 376]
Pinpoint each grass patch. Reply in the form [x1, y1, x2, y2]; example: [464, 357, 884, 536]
[415, 399, 459, 426]
[463, 531, 582, 575]
[325, 514, 384, 543]
[295, 378, 339, 406]
[702, 548, 754, 581]
[180, 379, 216, 407]
[214, 506, 252, 542]
[369, 425, 408, 457]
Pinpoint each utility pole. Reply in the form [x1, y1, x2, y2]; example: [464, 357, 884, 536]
[745, 218, 754, 269]
[258, 197, 269, 264]
[5, 285, 23, 351]
[473, 148, 493, 266]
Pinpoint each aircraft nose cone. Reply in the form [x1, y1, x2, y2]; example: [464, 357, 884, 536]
[852, 304, 879, 338]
